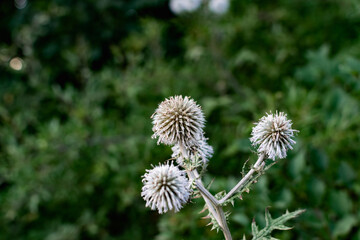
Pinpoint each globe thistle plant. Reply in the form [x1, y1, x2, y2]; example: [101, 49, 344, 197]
[142, 96, 303, 240]
[141, 162, 190, 214]
[250, 111, 299, 160]
[151, 95, 205, 148]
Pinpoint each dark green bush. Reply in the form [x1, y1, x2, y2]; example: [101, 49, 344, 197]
[0, 0, 359, 239]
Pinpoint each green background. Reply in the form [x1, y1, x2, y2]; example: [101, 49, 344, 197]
[1, 0, 360, 239]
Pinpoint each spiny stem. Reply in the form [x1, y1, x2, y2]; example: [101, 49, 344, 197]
[180, 143, 232, 240]
[192, 170, 232, 240]
[192, 170, 219, 206]
[219, 153, 266, 205]
[215, 206, 232, 240]
[186, 170, 222, 225]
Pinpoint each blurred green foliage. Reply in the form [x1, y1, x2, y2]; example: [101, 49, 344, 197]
[1, 0, 360, 239]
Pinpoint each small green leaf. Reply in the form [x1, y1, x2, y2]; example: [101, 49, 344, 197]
[307, 177, 326, 205]
[252, 219, 259, 235]
[329, 190, 352, 216]
[332, 215, 358, 238]
[288, 150, 306, 179]
[338, 161, 356, 184]
[265, 209, 273, 226]
[232, 213, 249, 226]
[273, 224, 292, 230]
[251, 209, 305, 240]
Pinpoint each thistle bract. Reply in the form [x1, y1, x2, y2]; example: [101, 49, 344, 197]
[171, 137, 213, 166]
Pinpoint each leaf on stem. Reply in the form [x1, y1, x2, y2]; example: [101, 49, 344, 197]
[251, 209, 305, 240]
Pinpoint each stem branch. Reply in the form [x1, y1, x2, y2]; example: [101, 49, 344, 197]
[219, 153, 266, 205]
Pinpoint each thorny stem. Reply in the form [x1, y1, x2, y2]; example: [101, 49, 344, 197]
[179, 143, 232, 240]
[219, 153, 266, 205]
[192, 170, 219, 206]
[187, 171, 221, 222]
[193, 170, 232, 240]
[187, 169, 232, 240]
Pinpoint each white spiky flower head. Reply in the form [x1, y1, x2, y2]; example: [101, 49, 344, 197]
[171, 137, 213, 166]
[250, 111, 298, 160]
[141, 162, 190, 214]
[151, 95, 205, 147]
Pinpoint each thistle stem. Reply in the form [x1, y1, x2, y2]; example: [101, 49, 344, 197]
[192, 170, 219, 206]
[215, 205, 232, 240]
[186, 170, 221, 222]
[185, 169, 232, 240]
[190, 169, 232, 240]
[219, 153, 266, 205]
[180, 144, 232, 240]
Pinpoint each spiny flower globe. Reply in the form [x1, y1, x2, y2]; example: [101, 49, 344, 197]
[250, 111, 298, 160]
[171, 137, 213, 166]
[141, 162, 190, 214]
[151, 95, 205, 147]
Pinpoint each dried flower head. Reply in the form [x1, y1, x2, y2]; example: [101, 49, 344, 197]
[141, 162, 190, 214]
[171, 137, 213, 166]
[151, 96, 205, 147]
[250, 111, 298, 160]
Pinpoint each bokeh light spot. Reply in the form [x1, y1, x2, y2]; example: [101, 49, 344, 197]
[15, 0, 27, 9]
[9, 57, 23, 71]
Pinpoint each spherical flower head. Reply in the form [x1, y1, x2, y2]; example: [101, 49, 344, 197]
[151, 95, 205, 147]
[141, 162, 190, 214]
[171, 137, 213, 166]
[250, 111, 298, 160]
